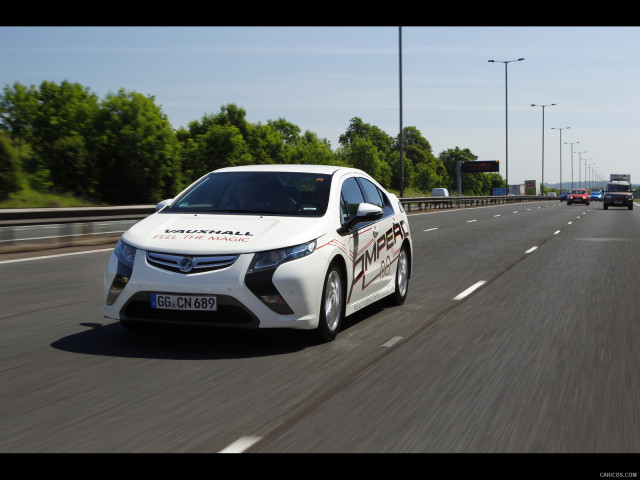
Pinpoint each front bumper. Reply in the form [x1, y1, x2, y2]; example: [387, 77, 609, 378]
[104, 248, 326, 330]
[604, 196, 633, 207]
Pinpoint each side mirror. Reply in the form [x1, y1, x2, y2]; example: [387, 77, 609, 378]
[155, 199, 173, 211]
[338, 203, 383, 234]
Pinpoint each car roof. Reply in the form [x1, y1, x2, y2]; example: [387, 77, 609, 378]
[213, 164, 365, 176]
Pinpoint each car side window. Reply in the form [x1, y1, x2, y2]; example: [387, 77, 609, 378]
[340, 177, 365, 225]
[357, 178, 387, 208]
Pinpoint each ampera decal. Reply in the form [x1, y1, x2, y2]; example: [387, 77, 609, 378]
[348, 220, 409, 302]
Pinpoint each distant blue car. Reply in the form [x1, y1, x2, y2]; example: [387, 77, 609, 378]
[590, 190, 603, 201]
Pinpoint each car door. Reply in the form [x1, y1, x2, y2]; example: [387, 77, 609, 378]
[355, 177, 398, 294]
[339, 175, 395, 308]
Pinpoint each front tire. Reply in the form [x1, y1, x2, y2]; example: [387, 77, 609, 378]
[316, 263, 344, 342]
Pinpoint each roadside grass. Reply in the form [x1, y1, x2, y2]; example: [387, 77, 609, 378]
[0, 185, 95, 208]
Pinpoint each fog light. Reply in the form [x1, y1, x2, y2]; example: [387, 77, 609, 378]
[106, 273, 130, 306]
[260, 294, 285, 304]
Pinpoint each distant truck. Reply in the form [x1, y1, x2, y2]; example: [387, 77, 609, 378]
[509, 184, 525, 196]
[604, 175, 633, 210]
[610, 173, 631, 182]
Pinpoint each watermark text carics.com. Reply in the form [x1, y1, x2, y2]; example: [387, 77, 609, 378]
[600, 473, 637, 478]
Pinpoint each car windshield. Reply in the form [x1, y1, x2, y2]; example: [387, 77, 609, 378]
[571, 190, 586, 194]
[607, 183, 631, 192]
[164, 171, 332, 216]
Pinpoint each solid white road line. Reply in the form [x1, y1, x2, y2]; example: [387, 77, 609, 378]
[0, 248, 114, 264]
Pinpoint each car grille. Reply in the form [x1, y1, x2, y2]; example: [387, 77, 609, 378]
[146, 251, 239, 274]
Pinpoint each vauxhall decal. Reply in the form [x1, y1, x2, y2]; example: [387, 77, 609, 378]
[153, 229, 254, 242]
[164, 229, 253, 235]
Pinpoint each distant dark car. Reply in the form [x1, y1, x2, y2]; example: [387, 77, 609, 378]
[560, 191, 569, 201]
[567, 188, 590, 206]
[589, 190, 603, 201]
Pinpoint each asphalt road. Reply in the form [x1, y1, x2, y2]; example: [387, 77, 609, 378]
[1, 200, 639, 463]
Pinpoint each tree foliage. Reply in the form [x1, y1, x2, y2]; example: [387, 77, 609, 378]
[95, 89, 180, 204]
[0, 80, 503, 204]
[0, 133, 21, 199]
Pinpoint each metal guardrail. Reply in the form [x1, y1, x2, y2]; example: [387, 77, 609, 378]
[0, 196, 557, 253]
[400, 194, 552, 212]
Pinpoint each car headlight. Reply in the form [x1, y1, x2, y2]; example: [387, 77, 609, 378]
[244, 240, 317, 315]
[106, 239, 137, 306]
[115, 238, 136, 269]
[247, 240, 317, 273]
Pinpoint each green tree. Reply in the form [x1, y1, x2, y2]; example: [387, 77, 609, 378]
[268, 118, 301, 146]
[338, 117, 395, 186]
[194, 123, 252, 172]
[1, 81, 100, 197]
[49, 134, 97, 197]
[0, 83, 39, 143]
[95, 89, 180, 204]
[439, 147, 477, 194]
[287, 131, 343, 166]
[399, 126, 432, 154]
[0, 133, 21, 199]
[343, 137, 382, 179]
[339, 117, 394, 155]
[246, 122, 285, 164]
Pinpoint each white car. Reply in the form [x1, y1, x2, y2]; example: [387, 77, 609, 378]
[104, 165, 413, 341]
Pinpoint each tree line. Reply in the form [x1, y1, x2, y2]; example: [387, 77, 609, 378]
[0, 80, 504, 205]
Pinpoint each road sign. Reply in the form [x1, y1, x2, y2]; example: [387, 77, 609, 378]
[460, 161, 499, 173]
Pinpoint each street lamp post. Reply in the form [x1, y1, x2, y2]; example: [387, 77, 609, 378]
[585, 158, 591, 189]
[489, 58, 524, 195]
[575, 151, 586, 189]
[551, 127, 569, 194]
[565, 141, 579, 189]
[531, 103, 556, 195]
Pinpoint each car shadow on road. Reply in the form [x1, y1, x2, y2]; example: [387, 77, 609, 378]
[50, 321, 318, 359]
[50, 304, 383, 360]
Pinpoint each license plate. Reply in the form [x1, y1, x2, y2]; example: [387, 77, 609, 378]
[151, 293, 217, 311]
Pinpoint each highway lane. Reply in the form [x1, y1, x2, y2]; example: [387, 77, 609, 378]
[1, 200, 639, 454]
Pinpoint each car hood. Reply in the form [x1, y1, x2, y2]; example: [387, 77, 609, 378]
[122, 212, 329, 254]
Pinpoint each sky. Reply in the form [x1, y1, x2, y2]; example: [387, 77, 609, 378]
[1, 26, 639, 190]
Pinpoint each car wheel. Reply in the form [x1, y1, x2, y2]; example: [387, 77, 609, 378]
[567, 201, 571, 205]
[604, 204, 608, 210]
[316, 263, 344, 342]
[629, 204, 634, 210]
[388, 246, 410, 306]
